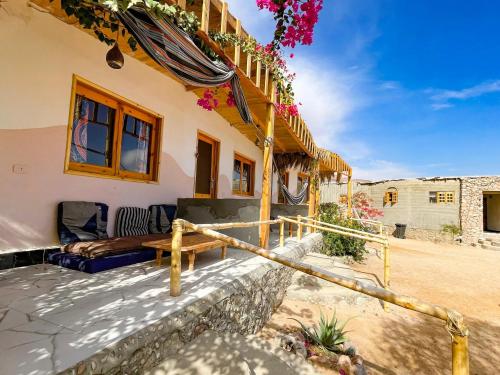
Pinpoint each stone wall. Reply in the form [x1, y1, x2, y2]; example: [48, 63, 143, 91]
[460, 177, 500, 244]
[59, 234, 323, 375]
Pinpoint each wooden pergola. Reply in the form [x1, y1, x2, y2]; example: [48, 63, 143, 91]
[30, 0, 353, 247]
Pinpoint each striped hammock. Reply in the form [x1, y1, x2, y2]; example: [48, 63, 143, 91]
[274, 160, 309, 205]
[117, 6, 252, 123]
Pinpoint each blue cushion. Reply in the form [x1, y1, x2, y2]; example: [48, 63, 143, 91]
[58, 202, 109, 245]
[48, 249, 169, 274]
[148, 204, 177, 234]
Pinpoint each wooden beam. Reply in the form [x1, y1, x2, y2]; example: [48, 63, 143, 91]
[259, 81, 276, 248]
[220, 1, 228, 33]
[177, 0, 186, 9]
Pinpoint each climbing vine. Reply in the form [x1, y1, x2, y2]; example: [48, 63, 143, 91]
[210, 31, 298, 115]
[58, 0, 199, 50]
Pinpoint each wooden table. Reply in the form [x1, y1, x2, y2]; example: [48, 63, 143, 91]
[143, 233, 227, 271]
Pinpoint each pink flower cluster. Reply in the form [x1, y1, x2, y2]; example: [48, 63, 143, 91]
[353, 192, 384, 219]
[256, 0, 324, 48]
[197, 89, 219, 111]
[275, 102, 299, 117]
[196, 83, 236, 111]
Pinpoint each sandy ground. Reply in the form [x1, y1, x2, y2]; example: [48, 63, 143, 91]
[259, 238, 500, 374]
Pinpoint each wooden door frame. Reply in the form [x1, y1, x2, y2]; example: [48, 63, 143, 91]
[194, 131, 220, 199]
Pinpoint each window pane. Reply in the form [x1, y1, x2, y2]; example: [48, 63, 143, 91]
[233, 159, 241, 192]
[120, 114, 152, 174]
[70, 95, 114, 167]
[242, 163, 251, 193]
[429, 192, 437, 204]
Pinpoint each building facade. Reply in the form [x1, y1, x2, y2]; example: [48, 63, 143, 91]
[0, 0, 350, 255]
[322, 176, 500, 245]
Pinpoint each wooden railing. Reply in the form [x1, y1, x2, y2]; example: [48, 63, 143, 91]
[168, 218, 469, 374]
[173, 0, 348, 174]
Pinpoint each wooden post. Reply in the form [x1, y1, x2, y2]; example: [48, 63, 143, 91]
[259, 81, 275, 248]
[297, 215, 302, 240]
[201, 0, 210, 33]
[383, 242, 390, 311]
[347, 171, 353, 217]
[220, 1, 228, 33]
[279, 219, 285, 247]
[170, 219, 183, 297]
[289, 222, 293, 238]
[308, 162, 318, 233]
[452, 334, 469, 375]
[177, 0, 186, 9]
[234, 19, 241, 66]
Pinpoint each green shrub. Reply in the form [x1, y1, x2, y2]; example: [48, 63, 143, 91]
[319, 203, 367, 262]
[441, 224, 461, 238]
[291, 311, 350, 353]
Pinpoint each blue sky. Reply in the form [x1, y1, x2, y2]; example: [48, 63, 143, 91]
[225, 0, 500, 180]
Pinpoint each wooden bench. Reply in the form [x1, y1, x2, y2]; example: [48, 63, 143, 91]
[143, 233, 227, 271]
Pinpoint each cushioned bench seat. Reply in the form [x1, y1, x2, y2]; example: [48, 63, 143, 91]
[48, 249, 166, 274]
[63, 233, 173, 258]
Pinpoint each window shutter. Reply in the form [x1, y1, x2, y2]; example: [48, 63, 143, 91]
[392, 191, 398, 203]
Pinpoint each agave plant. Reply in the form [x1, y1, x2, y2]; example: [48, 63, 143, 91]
[291, 311, 350, 353]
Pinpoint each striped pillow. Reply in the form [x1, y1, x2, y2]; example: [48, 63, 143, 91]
[115, 207, 150, 237]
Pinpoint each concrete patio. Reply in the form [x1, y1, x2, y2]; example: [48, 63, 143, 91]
[0, 233, 322, 375]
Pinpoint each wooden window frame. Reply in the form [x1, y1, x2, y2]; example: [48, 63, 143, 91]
[65, 75, 163, 183]
[384, 191, 398, 205]
[232, 152, 255, 196]
[194, 131, 220, 199]
[433, 191, 455, 205]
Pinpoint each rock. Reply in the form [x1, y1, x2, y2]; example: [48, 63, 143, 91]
[337, 355, 353, 375]
[278, 334, 308, 358]
[352, 355, 367, 375]
[343, 341, 357, 357]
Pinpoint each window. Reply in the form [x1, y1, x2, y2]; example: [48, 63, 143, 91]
[66, 77, 162, 182]
[233, 153, 255, 195]
[297, 173, 310, 203]
[430, 191, 454, 204]
[384, 190, 398, 205]
[278, 172, 290, 204]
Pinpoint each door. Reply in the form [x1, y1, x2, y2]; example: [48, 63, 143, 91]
[483, 196, 488, 231]
[195, 133, 219, 198]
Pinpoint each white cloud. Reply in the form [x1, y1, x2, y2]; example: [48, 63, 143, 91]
[352, 160, 418, 181]
[289, 57, 371, 155]
[430, 79, 500, 110]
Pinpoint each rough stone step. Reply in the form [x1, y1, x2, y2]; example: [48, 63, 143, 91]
[145, 330, 317, 375]
[481, 243, 500, 251]
[286, 253, 374, 306]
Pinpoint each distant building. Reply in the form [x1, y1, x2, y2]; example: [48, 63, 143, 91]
[321, 176, 500, 246]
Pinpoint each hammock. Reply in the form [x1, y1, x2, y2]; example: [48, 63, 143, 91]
[117, 6, 252, 124]
[273, 159, 309, 205]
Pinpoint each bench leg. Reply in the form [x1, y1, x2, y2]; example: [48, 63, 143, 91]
[221, 246, 227, 260]
[156, 249, 163, 266]
[188, 251, 196, 271]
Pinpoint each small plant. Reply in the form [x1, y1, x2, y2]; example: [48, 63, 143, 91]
[291, 311, 349, 353]
[319, 203, 367, 262]
[441, 224, 461, 238]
